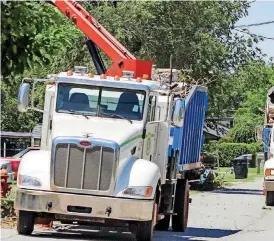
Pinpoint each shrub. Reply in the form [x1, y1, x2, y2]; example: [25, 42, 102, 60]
[204, 142, 258, 167]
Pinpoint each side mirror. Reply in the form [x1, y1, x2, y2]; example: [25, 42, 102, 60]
[172, 99, 184, 127]
[18, 83, 30, 112]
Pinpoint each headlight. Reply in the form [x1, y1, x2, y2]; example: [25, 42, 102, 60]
[265, 169, 274, 177]
[123, 186, 153, 197]
[18, 175, 42, 187]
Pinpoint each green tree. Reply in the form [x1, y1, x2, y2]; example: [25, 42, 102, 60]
[220, 62, 274, 143]
[1, 1, 81, 79]
[0, 1, 268, 133]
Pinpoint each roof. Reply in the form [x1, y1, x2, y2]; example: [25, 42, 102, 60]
[56, 72, 161, 91]
[1, 131, 32, 139]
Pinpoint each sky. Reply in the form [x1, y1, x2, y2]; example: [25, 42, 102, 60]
[236, 0, 274, 60]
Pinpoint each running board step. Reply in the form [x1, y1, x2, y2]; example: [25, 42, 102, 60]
[163, 212, 177, 215]
[165, 179, 177, 184]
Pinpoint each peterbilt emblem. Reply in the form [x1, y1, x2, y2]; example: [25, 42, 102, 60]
[82, 132, 93, 138]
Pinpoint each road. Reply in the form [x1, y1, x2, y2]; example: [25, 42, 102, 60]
[2, 178, 274, 241]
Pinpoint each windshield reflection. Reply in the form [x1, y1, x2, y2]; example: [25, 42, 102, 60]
[56, 83, 146, 121]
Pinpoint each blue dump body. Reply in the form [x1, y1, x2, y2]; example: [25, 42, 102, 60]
[168, 86, 208, 171]
[263, 127, 271, 161]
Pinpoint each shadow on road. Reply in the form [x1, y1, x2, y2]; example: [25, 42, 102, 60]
[155, 227, 240, 240]
[31, 226, 240, 241]
[211, 188, 263, 196]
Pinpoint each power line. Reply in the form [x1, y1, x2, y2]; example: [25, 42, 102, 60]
[235, 20, 274, 28]
[235, 28, 274, 40]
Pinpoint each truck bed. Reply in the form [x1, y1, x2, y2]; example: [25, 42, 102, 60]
[168, 85, 208, 171]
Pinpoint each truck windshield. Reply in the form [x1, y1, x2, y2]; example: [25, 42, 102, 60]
[56, 83, 146, 121]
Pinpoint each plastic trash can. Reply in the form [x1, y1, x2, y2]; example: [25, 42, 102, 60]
[233, 155, 249, 179]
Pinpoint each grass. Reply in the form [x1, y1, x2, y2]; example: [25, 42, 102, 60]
[217, 167, 264, 185]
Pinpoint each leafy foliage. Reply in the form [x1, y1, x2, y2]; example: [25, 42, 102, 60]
[0, 1, 269, 134]
[1, 1, 81, 79]
[205, 142, 258, 167]
[228, 108, 263, 143]
[221, 62, 274, 143]
[90, 1, 260, 75]
[0, 78, 43, 132]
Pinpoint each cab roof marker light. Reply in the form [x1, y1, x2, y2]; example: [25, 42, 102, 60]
[100, 74, 107, 79]
[67, 70, 73, 76]
[136, 77, 142, 83]
[88, 73, 94, 78]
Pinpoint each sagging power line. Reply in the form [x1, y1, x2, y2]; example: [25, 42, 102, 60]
[235, 20, 274, 28]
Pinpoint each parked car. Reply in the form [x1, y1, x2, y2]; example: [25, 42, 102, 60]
[0, 147, 40, 180]
[0, 159, 14, 184]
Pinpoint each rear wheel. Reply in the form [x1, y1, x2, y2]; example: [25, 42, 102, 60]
[172, 179, 189, 232]
[266, 191, 274, 206]
[17, 211, 35, 235]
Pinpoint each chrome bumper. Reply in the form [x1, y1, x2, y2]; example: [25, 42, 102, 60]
[265, 180, 274, 191]
[14, 189, 154, 221]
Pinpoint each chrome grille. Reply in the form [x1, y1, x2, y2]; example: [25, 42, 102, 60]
[54, 143, 114, 191]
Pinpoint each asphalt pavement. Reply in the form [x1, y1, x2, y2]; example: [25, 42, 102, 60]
[1, 178, 274, 241]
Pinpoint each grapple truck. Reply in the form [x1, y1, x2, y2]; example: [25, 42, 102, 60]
[14, 1, 208, 240]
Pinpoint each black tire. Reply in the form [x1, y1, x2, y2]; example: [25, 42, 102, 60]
[134, 199, 156, 241]
[172, 179, 189, 232]
[155, 215, 170, 231]
[17, 211, 35, 235]
[266, 191, 274, 206]
[135, 220, 154, 241]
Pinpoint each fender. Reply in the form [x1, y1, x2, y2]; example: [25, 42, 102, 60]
[114, 157, 162, 199]
[18, 150, 51, 190]
[264, 158, 274, 171]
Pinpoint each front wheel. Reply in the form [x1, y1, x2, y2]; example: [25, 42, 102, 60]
[266, 191, 274, 206]
[132, 199, 156, 241]
[135, 220, 154, 241]
[17, 211, 35, 235]
[172, 179, 189, 232]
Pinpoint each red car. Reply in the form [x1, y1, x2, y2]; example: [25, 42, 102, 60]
[1, 147, 40, 180]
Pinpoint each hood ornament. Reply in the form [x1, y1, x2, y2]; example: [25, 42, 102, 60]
[82, 132, 93, 138]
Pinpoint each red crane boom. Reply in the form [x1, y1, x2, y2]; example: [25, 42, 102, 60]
[52, 0, 152, 79]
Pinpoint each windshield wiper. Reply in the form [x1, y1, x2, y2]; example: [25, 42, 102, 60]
[60, 109, 95, 119]
[100, 112, 133, 124]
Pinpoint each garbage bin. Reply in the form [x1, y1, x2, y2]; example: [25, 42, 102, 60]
[233, 155, 249, 179]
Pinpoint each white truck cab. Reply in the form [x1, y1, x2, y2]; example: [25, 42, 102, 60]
[15, 68, 180, 240]
[15, 68, 207, 241]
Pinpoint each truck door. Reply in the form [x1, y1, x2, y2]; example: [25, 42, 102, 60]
[143, 95, 157, 162]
